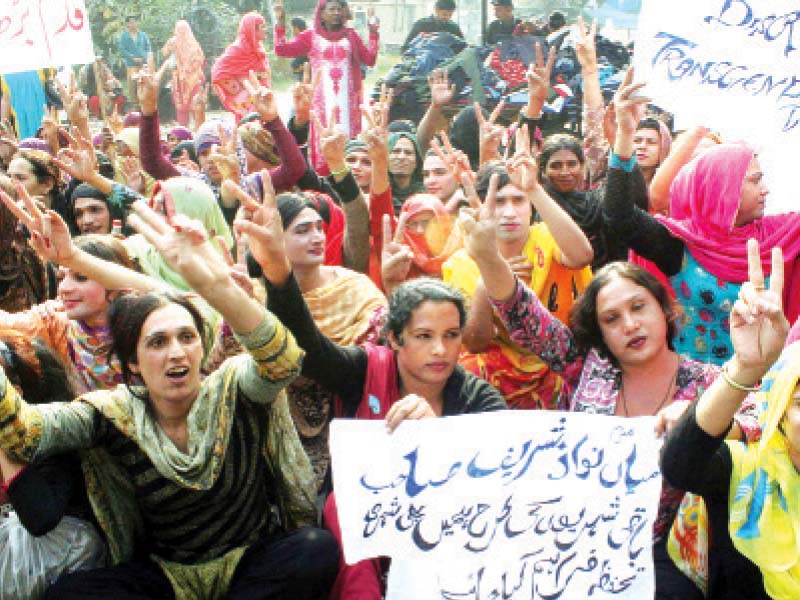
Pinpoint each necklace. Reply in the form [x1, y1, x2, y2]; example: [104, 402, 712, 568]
[619, 363, 680, 417]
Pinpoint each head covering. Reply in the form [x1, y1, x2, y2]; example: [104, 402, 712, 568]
[194, 120, 223, 154]
[130, 177, 233, 291]
[194, 119, 247, 180]
[313, 0, 349, 41]
[449, 105, 484, 171]
[65, 183, 127, 236]
[170, 140, 199, 165]
[726, 342, 800, 599]
[306, 191, 346, 266]
[238, 121, 280, 167]
[657, 143, 800, 322]
[637, 118, 672, 165]
[211, 12, 268, 83]
[435, 0, 456, 9]
[115, 127, 140, 156]
[169, 126, 194, 142]
[171, 20, 206, 113]
[400, 194, 462, 277]
[388, 132, 425, 213]
[344, 138, 367, 156]
[18, 137, 52, 155]
[122, 112, 141, 128]
[276, 192, 345, 266]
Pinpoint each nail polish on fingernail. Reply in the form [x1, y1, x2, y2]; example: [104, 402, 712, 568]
[45, 237, 51, 249]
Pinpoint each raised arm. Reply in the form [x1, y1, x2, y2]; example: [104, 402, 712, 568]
[351, 22, 380, 68]
[575, 17, 609, 187]
[662, 241, 788, 494]
[273, 26, 313, 58]
[230, 174, 368, 399]
[417, 70, 455, 154]
[241, 71, 306, 193]
[604, 69, 684, 275]
[649, 126, 710, 214]
[137, 61, 181, 180]
[459, 173, 582, 379]
[508, 125, 593, 269]
[0, 182, 162, 294]
[522, 43, 556, 120]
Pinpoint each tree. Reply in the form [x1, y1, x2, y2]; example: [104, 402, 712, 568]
[85, 0, 241, 69]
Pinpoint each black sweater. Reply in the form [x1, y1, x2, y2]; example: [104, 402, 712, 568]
[660, 403, 769, 600]
[603, 166, 685, 276]
[7, 452, 94, 537]
[265, 274, 507, 417]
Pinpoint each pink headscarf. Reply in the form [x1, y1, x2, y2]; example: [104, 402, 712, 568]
[656, 143, 800, 321]
[313, 0, 349, 41]
[211, 12, 269, 82]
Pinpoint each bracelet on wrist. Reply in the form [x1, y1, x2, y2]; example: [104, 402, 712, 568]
[720, 362, 761, 393]
[330, 165, 350, 178]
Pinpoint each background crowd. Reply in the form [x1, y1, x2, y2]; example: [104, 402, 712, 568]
[0, 1, 798, 599]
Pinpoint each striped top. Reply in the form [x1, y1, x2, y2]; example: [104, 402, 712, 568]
[0, 308, 308, 564]
[96, 396, 279, 563]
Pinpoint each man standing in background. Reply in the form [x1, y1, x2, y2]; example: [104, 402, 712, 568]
[118, 15, 152, 108]
[485, 0, 518, 45]
[401, 0, 464, 52]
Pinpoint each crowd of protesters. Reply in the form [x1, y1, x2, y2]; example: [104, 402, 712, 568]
[0, 2, 797, 599]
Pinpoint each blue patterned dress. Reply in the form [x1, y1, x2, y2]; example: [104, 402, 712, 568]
[671, 250, 769, 365]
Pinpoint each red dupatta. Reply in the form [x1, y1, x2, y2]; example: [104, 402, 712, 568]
[211, 13, 268, 82]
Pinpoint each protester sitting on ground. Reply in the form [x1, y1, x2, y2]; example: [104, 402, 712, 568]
[381, 193, 462, 296]
[459, 165, 760, 599]
[66, 183, 123, 236]
[604, 70, 800, 365]
[634, 116, 672, 189]
[0, 191, 139, 394]
[0, 191, 338, 600]
[0, 332, 107, 600]
[516, 42, 634, 270]
[53, 140, 235, 295]
[135, 65, 306, 226]
[234, 176, 506, 598]
[649, 125, 722, 215]
[661, 239, 784, 600]
[6, 148, 67, 216]
[443, 152, 593, 410]
[267, 192, 387, 493]
[112, 127, 155, 196]
[166, 126, 193, 153]
[388, 130, 425, 214]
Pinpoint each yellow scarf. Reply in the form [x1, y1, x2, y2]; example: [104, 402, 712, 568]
[726, 342, 800, 599]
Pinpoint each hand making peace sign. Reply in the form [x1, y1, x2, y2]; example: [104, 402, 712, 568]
[729, 239, 788, 373]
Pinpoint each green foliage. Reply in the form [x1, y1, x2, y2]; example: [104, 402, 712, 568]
[85, 0, 242, 68]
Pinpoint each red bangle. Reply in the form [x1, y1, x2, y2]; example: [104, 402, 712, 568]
[0, 464, 28, 494]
